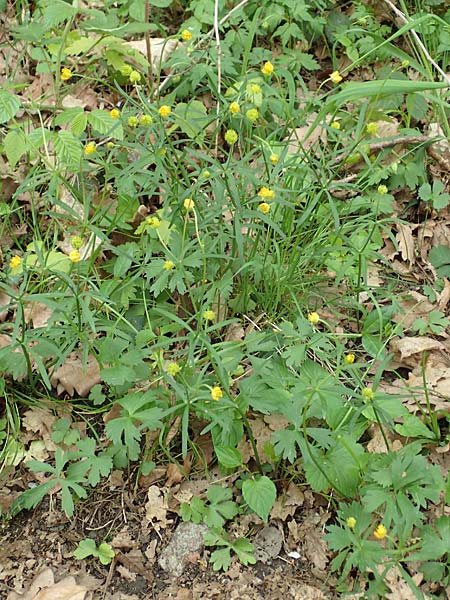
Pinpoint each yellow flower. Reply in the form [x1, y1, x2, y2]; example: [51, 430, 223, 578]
[330, 121, 341, 130]
[229, 101, 240, 114]
[270, 153, 279, 165]
[129, 70, 141, 84]
[258, 202, 270, 215]
[374, 524, 387, 540]
[261, 61, 274, 76]
[377, 184, 388, 195]
[225, 129, 238, 145]
[69, 250, 81, 263]
[183, 198, 195, 210]
[346, 517, 356, 529]
[250, 84, 261, 94]
[308, 312, 320, 325]
[9, 255, 22, 269]
[120, 65, 133, 77]
[362, 387, 374, 401]
[246, 108, 259, 122]
[110, 108, 120, 119]
[344, 353, 355, 364]
[401, 59, 409, 69]
[84, 142, 96, 155]
[140, 114, 153, 126]
[158, 105, 171, 118]
[211, 386, 223, 401]
[366, 122, 378, 135]
[203, 309, 215, 321]
[127, 116, 139, 127]
[163, 260, 175, 270]
[61, 67, 72, 81]
[145, 216, 161, 228]
[71, 236, 83, 249]
[330, 70, 343, 84]
[167, 362, 181, 376]
[258, 187, 275, 200]
[181, 29, 193, 41]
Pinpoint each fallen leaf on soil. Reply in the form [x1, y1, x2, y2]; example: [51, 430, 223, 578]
[124, 39, 178, 68]
[6, 568, 88, 600]
[390, 336, 444, 360]
[303, 526, 328, 572]
[50, 353, 101, 397]
[144, 485, 171, 530]
[396, 222, 416, 270]
[23, 302, 53, 329]
[392, 291, 435, 330]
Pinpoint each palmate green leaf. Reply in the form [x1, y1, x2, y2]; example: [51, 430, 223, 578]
[0, 90, 21, 124]
[242, 476, 276, 522]
[429, 245, 450, 278]
[231, 538, 255, 566]
[172, 101, 209, 140]
[74, 538, 97, 560]
[54, 130, 82, 167]
[210, 547, 231, 571]
[330, 79, 448, 108]
[97, 543, 115, 565]
[87, 110, 123, 140]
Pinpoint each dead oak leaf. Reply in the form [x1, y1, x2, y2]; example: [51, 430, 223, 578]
[50, 353, 100, 397]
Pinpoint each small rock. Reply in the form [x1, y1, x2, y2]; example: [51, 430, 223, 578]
[253, 526, 283, 563]
[158, 522, 208, 577]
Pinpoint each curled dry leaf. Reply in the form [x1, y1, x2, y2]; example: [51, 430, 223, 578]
[390, 336, 444, 361]
[50, 353, 101, 397]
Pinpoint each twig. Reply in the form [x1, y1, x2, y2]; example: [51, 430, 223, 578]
[382, 0, 450, 85]
[153, 0, 252, 97]
[213, 0, 222, 150]
[144, 0, 154, 91]
[331, 135, 434, 166]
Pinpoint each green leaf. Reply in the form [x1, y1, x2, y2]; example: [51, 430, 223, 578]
[74, 538, 97, 560]
[4, 129, 27, 168]
[214, 446, 243, 469]
[210, 547, 231, 571]
[429, 245, 450, 278]
[395, 414, 437, 440]
[149, 0, 173, 6]
[54, 130, 82, 166]
[242, 476, 276, 522]
[172, 100, 209, 140]
[231, 537, 256, 566]
[0, 91, 21, 124]
[97, 542, 115, 565]
[88, 109, 123, 139]
[331, 79, 449, 108]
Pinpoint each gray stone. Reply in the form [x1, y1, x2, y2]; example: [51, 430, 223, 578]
[158, 522, 209, 577]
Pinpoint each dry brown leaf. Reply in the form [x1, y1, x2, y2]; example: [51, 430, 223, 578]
[23, 302, 53, 329]
[6, 569, 88, 600]
[390, 336, 444, 360]
[22, 408, 57, 451]
[393, 290, 434, 330]
[395, 223, 416, 270]
[144, 485, 171, 530]
[303, 526, 328, 572]
[50, 353, 100, 397]
[124, 38, 178, 68]
[165, 462, 185, 487]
